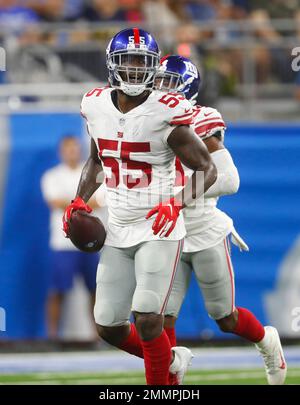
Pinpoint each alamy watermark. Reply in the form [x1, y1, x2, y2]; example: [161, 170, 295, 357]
[292, 47, 300, 72]
[94, 167, 206, 213]
[291, 307, 300, 332]
[0, 307, 6, 332]
[0, 47, 6, 72]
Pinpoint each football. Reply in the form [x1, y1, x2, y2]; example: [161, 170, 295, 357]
[68, 210, 106, 253]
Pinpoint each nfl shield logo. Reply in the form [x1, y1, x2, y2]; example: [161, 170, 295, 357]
[117, 132, 123, 138]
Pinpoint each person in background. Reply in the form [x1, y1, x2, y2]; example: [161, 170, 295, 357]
[0, 0, 40, 33]
[82, 0, 126, 22]
[119, 0, 144, 23]
[41, 135, 102, 339]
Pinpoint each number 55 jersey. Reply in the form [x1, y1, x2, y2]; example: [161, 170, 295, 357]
[80, 87, 193, 247]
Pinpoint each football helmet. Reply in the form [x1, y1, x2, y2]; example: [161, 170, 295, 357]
[106, 27, 161, 97]
[155, 55, 201, 104]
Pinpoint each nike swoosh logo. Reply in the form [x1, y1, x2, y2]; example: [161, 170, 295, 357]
[184, 108, 191, 113]
[204, 112, 213, 117]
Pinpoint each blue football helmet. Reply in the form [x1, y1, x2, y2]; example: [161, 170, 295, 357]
[106, 27, 161, 97]
[155, 55, 201, 104]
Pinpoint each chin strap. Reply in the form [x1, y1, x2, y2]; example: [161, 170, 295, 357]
[120, 82, 147, 96]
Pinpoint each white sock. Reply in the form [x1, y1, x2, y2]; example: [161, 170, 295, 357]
[256, 327, 271, 350]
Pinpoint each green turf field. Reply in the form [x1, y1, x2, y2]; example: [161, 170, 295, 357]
[0, 368, 299, 385]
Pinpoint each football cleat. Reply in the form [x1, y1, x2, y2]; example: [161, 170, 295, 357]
[255, 326, 287, 385]
[169, 346, 194, 385]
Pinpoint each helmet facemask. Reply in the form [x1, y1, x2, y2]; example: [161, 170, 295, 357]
[154, 71, 184, 94]
[107, 51, 160, 96]
[154, 67, 199, 105]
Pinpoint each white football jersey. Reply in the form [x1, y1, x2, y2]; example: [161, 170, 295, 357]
[81, 87, 193, 247]
[175, 105, 233, 253]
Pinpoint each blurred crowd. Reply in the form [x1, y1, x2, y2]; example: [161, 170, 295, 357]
[0, 0, 300, 102]
[0, 0, 299, 25]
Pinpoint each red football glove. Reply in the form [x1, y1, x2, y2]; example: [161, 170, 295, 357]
[62, 196, 92, 237]
[146, 197, 183, 238]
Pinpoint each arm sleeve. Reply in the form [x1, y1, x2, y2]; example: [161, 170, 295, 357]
[204, 148, 240, 198]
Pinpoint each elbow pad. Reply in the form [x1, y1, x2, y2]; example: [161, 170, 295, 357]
[205, 148, 240, 198]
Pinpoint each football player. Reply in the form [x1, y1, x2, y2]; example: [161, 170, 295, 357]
[155, 55, 287, 385]
[63, 29, 217, 385]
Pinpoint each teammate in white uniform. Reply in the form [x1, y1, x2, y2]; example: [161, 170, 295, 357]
[62, 29, 217, 385]
[155, 55, 287, 385]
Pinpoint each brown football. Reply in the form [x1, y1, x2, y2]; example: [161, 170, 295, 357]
[68, 210, 106, 253]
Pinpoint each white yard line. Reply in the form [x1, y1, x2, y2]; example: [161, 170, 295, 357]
[0, 346, 299, 374]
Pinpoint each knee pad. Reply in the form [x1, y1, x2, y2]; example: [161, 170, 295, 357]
[94, 300, 129, 327]
[206, 301, 232, 321]
[132, 289, 161, 314]
[94, 300, 115, 326]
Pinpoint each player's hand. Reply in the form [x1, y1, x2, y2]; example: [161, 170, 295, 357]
[62, 196, 92, 237]
[146, 197, 183, 238]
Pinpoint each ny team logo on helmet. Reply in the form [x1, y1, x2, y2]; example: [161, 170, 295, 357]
[155, 55, 201, 104]
[106, 28, 161, 97]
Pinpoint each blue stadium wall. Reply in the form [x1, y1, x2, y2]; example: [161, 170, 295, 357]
[0, 114, 299, 339]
